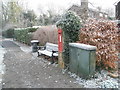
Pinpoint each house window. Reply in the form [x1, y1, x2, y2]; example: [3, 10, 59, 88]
[99, 13, 103, 17]
[105, 15, 108, 18]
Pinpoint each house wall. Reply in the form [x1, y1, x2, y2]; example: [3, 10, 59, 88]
[116, 1, 120, 20]
[68, 0, 108, 20]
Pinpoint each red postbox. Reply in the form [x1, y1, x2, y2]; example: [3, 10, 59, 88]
[58, 28, 63, 52]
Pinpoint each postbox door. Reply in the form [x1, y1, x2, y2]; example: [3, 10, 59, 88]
[58, 28, 63, 52]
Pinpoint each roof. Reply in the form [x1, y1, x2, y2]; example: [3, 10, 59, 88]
[69, 5, 108, 15]
[114, 0, 120, 5]
[68, 4, 82, 11]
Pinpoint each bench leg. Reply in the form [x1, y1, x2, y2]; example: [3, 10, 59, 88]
[51, 53, 54, 64]
[51, 57, 54, 64]
[37, 52, 40, 57]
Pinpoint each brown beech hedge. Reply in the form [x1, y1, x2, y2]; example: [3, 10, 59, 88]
[78, 19, 118, 70]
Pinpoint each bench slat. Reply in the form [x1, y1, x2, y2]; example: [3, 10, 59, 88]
[38, 42, 58, 57]
[46, 43, 58, 51]
[38, 50, 52, 57]
[53, 53, 58, 56]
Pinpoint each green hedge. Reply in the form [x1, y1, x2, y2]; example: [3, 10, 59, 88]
[2, 28, 14, 38]
[14, 27, 38, 45]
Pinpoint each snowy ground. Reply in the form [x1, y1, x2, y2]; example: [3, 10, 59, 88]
[14, 39, 119, 88]
[17, 40, 119, 88]
[2, 38, 119, 88]
[0, 44, 6, 89]
[4, 38, 32, 54]
[14, 41, 32, 53]
[2, 40, 82, 88]
[66, 70, 119, 88]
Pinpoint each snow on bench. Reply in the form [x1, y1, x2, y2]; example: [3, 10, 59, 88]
[37, 42, 58, 57]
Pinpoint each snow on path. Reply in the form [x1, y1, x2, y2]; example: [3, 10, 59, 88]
[13, 40, 32, 53]
[20, 46, 32, 53]
[2, 38, 31, 53]
[0, 45, 6, 89]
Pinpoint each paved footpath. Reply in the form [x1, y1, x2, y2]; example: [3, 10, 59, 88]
[1, 39, 82, 88]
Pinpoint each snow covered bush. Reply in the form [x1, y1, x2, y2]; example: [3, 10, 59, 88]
[56, 11, 81, 65]
[14, 27, 38, 45]
[78, 19, 118, 70]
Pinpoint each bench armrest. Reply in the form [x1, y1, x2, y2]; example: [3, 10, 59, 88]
[52, 50, 58, 53]
[37, 46, 46, 50]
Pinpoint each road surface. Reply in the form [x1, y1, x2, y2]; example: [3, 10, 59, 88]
[2, 39, 82, 88]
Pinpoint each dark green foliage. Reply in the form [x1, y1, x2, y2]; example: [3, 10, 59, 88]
[22, 10, 36, 27]
[38, 11, 61, 25]
[14, 27, 37, 45]
[28, 27, 38, 32]
[2, 29, 14, 38]
[56, 11, 81, 65]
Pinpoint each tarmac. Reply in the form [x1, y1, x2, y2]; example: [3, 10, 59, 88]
[1, 39, 82, 88]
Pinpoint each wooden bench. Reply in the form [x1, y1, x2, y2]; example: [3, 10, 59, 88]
[37, 42, 58, 63]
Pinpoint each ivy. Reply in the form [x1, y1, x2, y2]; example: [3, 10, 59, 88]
[56, 11, 82, 65]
